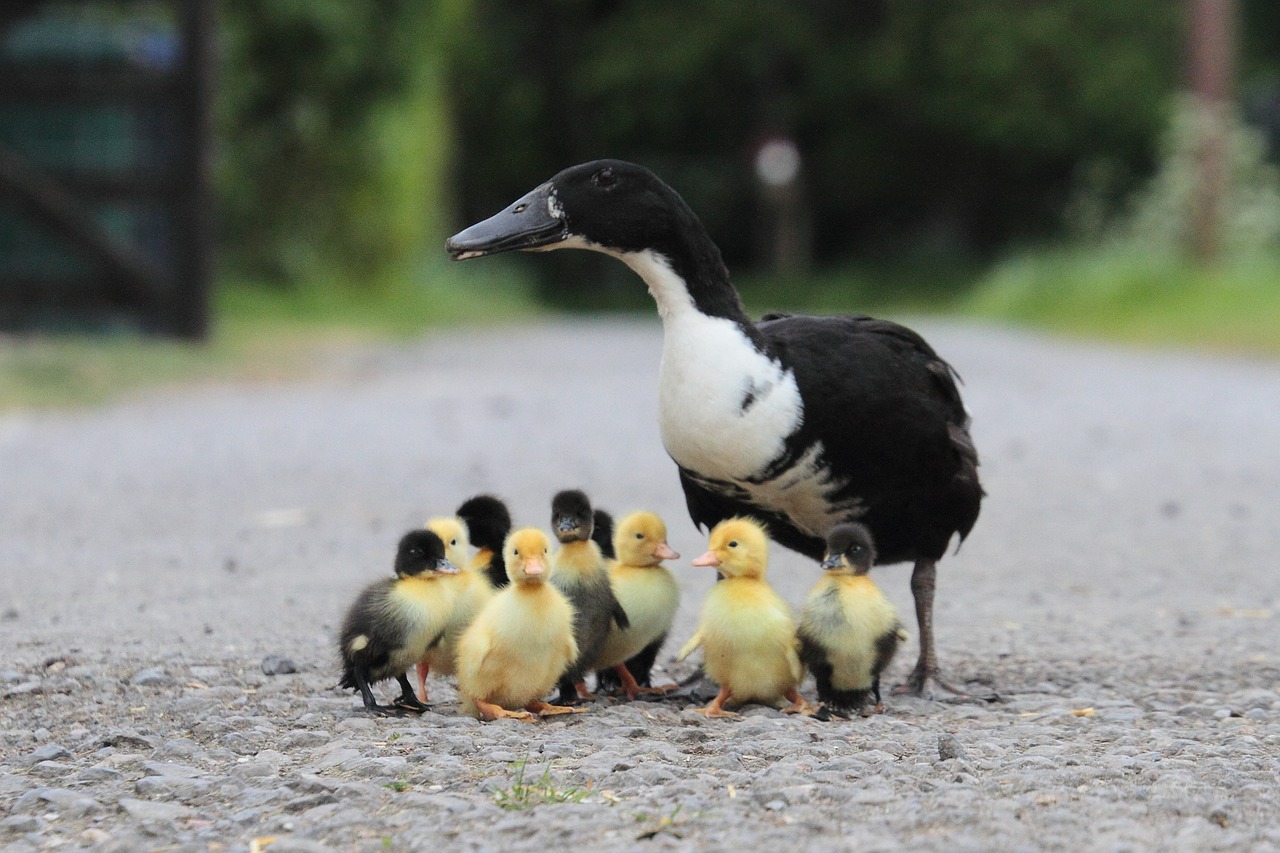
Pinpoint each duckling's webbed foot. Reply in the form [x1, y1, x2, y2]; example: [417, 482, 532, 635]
[526, 699, 587, 717]
[392, 674, 431, 713]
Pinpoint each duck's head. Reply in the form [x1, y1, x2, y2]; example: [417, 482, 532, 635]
[504, 528, 553, 585]
[691, 517, 768, 580]
[455, 494, 512, 552]
[394, 529, 460, 578]
[425, 516, 471, 570]
[446, 160, 695, 262]
[822, 523, 876, 576]
[550, 489, 594, 544]
[615, 511, 679, 568]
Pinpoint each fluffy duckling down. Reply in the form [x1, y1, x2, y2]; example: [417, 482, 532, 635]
[456, 494, 513, 589]
[415, 515, 495, 703]
[594, 511, 681, 700]
[455, 528, 584, 721]
[337, 529, 460, 716]
[798, 523, 908, 718]
[548, 489, 629, 703]
[677, 518, 810, 717]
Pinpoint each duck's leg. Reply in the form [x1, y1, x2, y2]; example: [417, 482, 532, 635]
[392, 673, 431, 713]
[693, 686, 738, 718]
[355, 671, 408, 717]
[894, 559, 968, 698]
[474, 698, 534, 722]
[526, 699, 588, 717]
[782, 688, 813, 716]
[614, 664, 677, 701]
[415, 661, 431, 704]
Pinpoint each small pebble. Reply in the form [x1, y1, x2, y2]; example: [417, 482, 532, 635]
[262, 655, 298, 676]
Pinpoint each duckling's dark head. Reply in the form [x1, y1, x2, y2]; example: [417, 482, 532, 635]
[394, 529, 460, 578]
[822, 523, 876, 574]
[446, 160, 697, 261]
[455, 494, 512, 552]
[550, 489, 594, 544]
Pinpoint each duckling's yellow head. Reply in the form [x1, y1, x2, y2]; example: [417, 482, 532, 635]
[615, 511, 680, 567]
[503, 528, 553, 585]
[426, 516, 471, 569]
[691, 518, 768, 579]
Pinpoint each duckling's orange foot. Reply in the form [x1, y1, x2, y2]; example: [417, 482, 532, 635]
[782, 689, 813, 716]
[629, 683, 679, 700]
[475, 699, 535, 722]
[692, 705, 739, 718]
[526, 700, 588, 717]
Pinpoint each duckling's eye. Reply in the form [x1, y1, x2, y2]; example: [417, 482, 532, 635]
[513, 549, 520, 557]
[635, 532, 644, 540]
[593, 168, 616, 188]
[728, 541, 738, 548]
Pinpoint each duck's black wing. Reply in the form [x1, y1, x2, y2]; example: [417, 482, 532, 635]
[676, 313, 981, 565]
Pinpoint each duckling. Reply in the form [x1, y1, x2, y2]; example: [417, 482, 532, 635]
[592, 508, 616, 559]
[548, 489, 630, 703]
[415, 515, 494, 703]
[456, 494, 513, 589]
[676, 518, 809, 717]
[337, 529, 460, 716]
[455, 528, 584, 721]
[797, 523, 908, 718]
[593, 511, 681, 700]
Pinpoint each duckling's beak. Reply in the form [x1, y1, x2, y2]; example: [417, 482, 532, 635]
[820, 554, 842, 571]
[435, 559, 460, 575]
[690, 550, 720, 568]
[446, 183, 567, 260]
[654, 542, 679, 561]
[555, 516, 582, 536]
[522, 558, 545, 577]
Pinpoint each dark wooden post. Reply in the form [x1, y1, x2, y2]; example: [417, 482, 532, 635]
[171, 0, 215, 339]
[1187, 0, 1237, 264]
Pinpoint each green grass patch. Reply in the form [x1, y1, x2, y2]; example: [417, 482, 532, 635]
[0, 258, 536, 413]
[491, 756, 592, 811]
[965, 246, 1280, 355]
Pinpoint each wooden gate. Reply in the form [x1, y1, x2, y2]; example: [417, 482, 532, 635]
[0, 0, 213, 338]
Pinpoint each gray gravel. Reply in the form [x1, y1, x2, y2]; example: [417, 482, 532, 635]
[2, 318, 1278, 851]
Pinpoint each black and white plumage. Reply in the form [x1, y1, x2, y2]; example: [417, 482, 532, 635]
[798, 523, 908, 718]
[447, 159, 983, 696]
[337, 529, 460, 716]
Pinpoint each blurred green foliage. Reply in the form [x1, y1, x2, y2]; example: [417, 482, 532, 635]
[217, 0, 463, 283]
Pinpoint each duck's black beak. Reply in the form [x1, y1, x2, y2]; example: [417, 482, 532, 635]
[446, 183, 567, 260]
[820, 554, 842, 571]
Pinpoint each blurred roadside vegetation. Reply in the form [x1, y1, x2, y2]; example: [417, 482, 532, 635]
[3, 0, 1279, 411]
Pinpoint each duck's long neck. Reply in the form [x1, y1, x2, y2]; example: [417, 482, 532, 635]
[618, 242, 751, 328]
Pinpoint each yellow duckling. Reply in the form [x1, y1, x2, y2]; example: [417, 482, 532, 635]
[594, 511, 681, 700]
[456, 528, 584, 721]
[677, 518, 810, 717]
[337, 530, 460, 715]
[798, 523, 908, 718]
[415, 515, 495, 703]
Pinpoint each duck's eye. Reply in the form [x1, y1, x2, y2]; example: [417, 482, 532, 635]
[593, 168, 616, 188]
[513, 549, 520, 557]
[728, 541, 738, 548]
[450, 539, 457, 546]
[514, 202, 527, 213]
[635, 532, 644, 540]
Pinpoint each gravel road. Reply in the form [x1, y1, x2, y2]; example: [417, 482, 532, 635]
[2, 318, 1278, 852]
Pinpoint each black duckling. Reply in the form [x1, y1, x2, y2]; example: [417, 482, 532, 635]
[797, 523, 908, 718]
[337, 529, 459, 716]
[456, 494, 513, 589]
[548, 489, 628, 704]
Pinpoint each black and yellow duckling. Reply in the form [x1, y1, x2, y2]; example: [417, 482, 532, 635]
[456, 494, 513, 589]
[337, 529, 460, 716]
[592, 508, 616, 559]
[798, 523, 908, 718]
[548, 489, 629, 703]
[677, 518, 810, 717]
[456, 528, 583, 721]
[593, 511, 681, 700]
[415, 514, 494, 703]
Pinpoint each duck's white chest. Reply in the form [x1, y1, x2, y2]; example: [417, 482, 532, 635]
[657, 313, 802, 480]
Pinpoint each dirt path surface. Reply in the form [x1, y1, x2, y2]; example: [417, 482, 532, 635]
[2, 318, 1278, 852]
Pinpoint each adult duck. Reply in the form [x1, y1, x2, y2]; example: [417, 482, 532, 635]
[446, 159, 983, 696]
